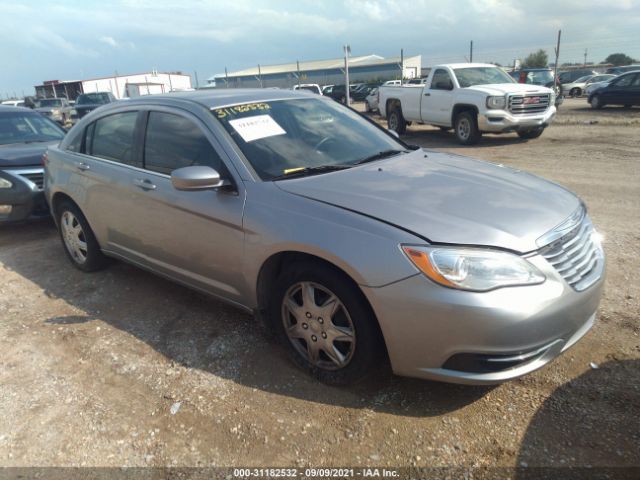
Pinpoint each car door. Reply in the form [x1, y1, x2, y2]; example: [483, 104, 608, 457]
[420, 69, 455, 126]
[629, 74, 640, 105]
[603, 73, 635, 105]
[114, 107, 247, 304]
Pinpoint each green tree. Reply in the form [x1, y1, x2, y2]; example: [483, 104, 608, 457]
[604, 53, 635, 66]
[522, 49, 549, 68]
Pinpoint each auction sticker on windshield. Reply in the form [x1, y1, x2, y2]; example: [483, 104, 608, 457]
[228, 114, 286, 142]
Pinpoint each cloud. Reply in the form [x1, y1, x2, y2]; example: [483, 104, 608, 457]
[100, 36, 118, 47]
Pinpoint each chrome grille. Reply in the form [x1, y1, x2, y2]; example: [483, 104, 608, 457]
[509, 94, 550, 115]
[539, 215, 604, 291]
[19, 172, 44, 190]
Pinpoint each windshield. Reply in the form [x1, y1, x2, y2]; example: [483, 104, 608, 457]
[213, 98, 404, 180]
[454, 67, 516, 87]
[77, 93, 110, 105]
[0, 111, 65, 145]
[39, 98, 63, 107]
[523, 70, 554, 85]
[298, 86, 319, 94]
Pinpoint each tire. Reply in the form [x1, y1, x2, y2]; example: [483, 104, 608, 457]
[517, 127, 545, 140]
[569, 87, 580, 97]
[56, 200, 109, 272]
[590, 95, 603, 109]
[365, 101, 371, 113]
[267, 261, 383, 385]
[387, 107, 407, 135]
[454, 111, 481, 145]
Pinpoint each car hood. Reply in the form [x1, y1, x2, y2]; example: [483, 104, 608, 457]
[275, 150, 580, 253]
[0, 141, 59, 167]
[465, 83, 553, 96]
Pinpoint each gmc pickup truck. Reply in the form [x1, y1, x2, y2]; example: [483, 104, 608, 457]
[379, 63, 557, 145]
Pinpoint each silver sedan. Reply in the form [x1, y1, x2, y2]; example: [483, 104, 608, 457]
[44, 90, 605, 385]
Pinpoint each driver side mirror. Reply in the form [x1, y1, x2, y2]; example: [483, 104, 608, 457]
[171, 166, 229, 191]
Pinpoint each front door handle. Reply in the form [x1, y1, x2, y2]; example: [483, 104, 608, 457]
[423, 92, 431, 96]
[133, 178, 157, 191]
[76, 162, 90, 171]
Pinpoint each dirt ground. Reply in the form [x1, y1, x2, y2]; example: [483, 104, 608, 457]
[0, 98, 638, 473]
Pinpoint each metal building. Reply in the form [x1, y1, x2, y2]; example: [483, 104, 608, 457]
[208, 55, 422, 89]
[34, 71, 192, 100]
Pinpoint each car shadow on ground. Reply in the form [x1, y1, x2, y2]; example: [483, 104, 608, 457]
[401, 129, 531, 149]
[0, 221, 492, 417]
[515, 359, 639, 479]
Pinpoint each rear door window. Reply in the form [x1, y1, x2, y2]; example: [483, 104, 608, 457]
[89, 111, 140, 166]
[143, 111, 225, 175]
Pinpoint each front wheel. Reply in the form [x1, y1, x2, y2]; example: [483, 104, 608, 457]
[268, 262, 383, 385]
[57, 200, 109, 272]
[454, 111, 481, 145]
[387, 108, 407, 134]
[590, 95, 603, 109]
[517, 127, 545, 140]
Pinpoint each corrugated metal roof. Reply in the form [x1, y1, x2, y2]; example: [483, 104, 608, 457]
[210, 55, 419, 80]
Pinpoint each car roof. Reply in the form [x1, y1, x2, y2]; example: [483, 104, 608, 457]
[120, 88, 315, 110]
[0, 105, 37, 113]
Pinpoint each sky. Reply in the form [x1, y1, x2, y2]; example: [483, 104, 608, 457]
[1, 0, 639, 97]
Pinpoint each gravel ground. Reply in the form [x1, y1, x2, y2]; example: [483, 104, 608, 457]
[0, 98, 638, 472]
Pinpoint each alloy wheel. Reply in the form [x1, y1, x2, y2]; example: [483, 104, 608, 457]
[457, 117, 471, 140]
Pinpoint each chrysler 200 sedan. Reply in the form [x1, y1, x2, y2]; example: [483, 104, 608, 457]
[44, 90, 605, 385]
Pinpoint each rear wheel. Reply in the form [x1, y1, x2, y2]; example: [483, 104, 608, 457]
[387, 107, 407, 135]
[517, 127, 545, 139]
[56, 200, 109, 272]
[268, 262, 382, 385]
[569, 87, 581, 97]
[454, 111, 481, 145]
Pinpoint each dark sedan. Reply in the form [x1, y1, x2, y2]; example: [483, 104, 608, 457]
[73, 92, 117, 120]
[588, 71, 640, 109]
[0, 106, 65, 222]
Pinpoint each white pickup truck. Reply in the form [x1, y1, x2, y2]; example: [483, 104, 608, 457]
[379, 63, 557, 145]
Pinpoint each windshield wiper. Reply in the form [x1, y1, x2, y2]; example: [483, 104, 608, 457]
[355, 149, 407, 165]
[271, 164, 353, 180]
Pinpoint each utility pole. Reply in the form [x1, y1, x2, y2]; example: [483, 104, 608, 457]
[297, 60, 301, 89]
[470, 41, 473, 62]
[257, 64, 263, 88]
[194, 71, 199, 88]
[225, 67, 229, 88]
[553, 30, 562, 96]
[584, 48, 588, 66]
[400, 48, 404, 85]
[344, 44, 351, 106]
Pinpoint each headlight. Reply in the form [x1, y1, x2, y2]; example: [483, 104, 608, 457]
[0, 178, 13, 189]
[402, 245, 545, 291]
[486, 96, 506, 109]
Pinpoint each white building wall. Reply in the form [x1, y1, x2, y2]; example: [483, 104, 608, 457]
[402, 56, 422, 79]
[80, 73, 192, 99]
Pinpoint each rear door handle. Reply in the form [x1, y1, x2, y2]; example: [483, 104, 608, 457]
[133, 178, 157, 191]
[76, 162, 90, 171]
[423, 93, 431, 96]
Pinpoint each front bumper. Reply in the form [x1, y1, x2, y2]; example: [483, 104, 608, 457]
[0, 168, 49, 222]
[478, 106, 556, 133]
[362, 253, 605, 384]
